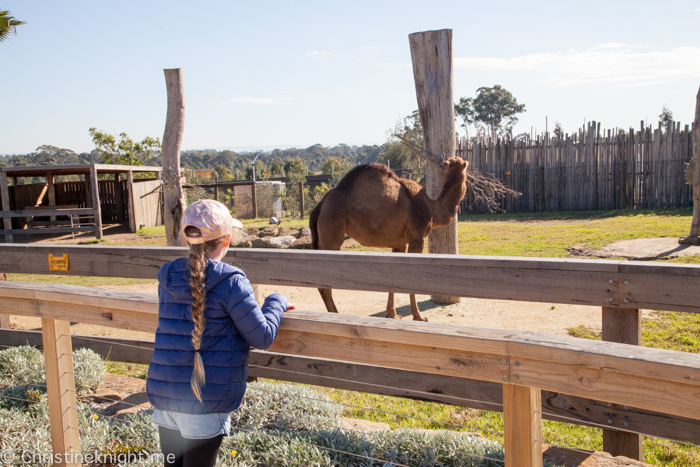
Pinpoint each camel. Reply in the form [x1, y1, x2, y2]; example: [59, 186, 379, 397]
[309, 156, 468, 321]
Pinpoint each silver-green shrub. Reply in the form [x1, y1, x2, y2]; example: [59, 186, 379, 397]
[0, 345, 45, 386]
[72, 347, 106, 395]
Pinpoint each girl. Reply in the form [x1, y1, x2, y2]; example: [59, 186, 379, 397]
[147, 199, 293, 467]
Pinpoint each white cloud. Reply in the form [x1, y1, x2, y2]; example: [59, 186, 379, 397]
[454, 44, 700, 86]
[305, 50, 332, 57]
[221, 97, 291, 105]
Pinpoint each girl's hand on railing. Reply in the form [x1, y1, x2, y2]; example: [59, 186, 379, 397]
[286, 303, 296, 312]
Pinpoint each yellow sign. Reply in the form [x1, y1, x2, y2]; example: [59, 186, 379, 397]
[48, 254, 69, 271]
[505, 170, 512, 175]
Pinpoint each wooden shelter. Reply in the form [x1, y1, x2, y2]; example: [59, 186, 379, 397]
[0, 164, 162, 243]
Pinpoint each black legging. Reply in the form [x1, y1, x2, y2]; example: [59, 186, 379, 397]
[158, 426, 224, 467]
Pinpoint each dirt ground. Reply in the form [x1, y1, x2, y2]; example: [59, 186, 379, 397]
[569, 237, 700, 260]
[10, 280, 615, 340]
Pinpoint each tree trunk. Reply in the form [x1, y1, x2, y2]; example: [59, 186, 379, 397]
[681, 85, 700, 244]
[409, 29, 460, 304]
[162, 68, 187, 247]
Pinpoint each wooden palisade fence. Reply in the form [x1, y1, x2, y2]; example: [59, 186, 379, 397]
[459, 121, 695, 213]
[1, 245, 700, 466]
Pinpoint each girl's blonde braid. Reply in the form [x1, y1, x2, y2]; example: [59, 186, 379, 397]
[184, 225, 229, 403]
[187, 242, 208, 403]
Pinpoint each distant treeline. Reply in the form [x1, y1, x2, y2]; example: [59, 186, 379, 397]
[0, 143, 386, 174]
[181, 143, 384, 173]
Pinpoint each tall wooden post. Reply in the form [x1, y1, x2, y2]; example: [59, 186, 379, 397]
[42, 318, 81, 467]
[162, 68, 187, 246]
[409, 29, 460, 304]
[1, 170, 13, 243]
[89, 165, 103, 239]
[503, 384, 542, 467]
[47, 171, 56, 221]
[251, 182, 258, 219]
[298, 180, 305, 218]
[114, 173, 125, 221]
[681, 85, 700, 244]
[127, 170, 136, 232]
[602, 307, 642, 460]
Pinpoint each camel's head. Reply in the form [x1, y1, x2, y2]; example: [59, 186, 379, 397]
[443, 157, 468, 174]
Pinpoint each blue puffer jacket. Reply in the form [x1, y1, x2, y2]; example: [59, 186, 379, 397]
[146, 257, 287, 414]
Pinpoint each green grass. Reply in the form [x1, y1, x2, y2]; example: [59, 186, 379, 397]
[6, 273, 155, 288]
[104, 361, 148, 380]
[457, 208, 693, 257]
[135, 225, 166, 236]
[239, 217, 309, 230]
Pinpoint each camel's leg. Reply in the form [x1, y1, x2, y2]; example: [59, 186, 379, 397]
[318, 288, 339, 313]
[407, 239, 428, 322]
[385, 246, 407, 319]
[315, 193, 347, 314]
[386, 292, 400, 319]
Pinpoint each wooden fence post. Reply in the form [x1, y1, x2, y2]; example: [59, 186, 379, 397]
[47, 171, 57, 222]
[162, 68, 187, 247]
[538, 166, 546, 212]
[504, 383, 542, 467]
[602, 307, 642, 460]
[298, 181, 305, 218]
[251, 182, 258, 219]
[42, 318, 81, 467]
[127, 170, 136, 233]
[89, 165, 103, 239]
[0, 272, 7, 328]
[409, 29, 460, 305]
[681, 85, 700, 244]
[1, 170, 13, 243]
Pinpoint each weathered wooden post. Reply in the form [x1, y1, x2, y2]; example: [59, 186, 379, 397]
[602, 307, 642, 460]
[251, 182, 258, 219]
[680, 84, 700, 244]
[43, 318, 81, 467]
[409, 29, 460, 304]
[1, 170, 13, 243]
[299, 180, 305, 218]
[127, 170, 136, 232]
[162, 68, 187, 246]
[89, 165, 103, 239]
[503, 383, 542, 467]
[47, 171, 56, 222]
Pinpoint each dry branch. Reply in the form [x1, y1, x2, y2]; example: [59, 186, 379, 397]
[395, 134, 521, 213]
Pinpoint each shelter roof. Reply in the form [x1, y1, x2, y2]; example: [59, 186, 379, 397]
[1, 164, 162, 178]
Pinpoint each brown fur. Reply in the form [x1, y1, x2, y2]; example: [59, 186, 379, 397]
[310, 157, 468, 321]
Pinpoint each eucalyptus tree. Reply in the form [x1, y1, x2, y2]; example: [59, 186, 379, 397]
[0, 10, 25, 43]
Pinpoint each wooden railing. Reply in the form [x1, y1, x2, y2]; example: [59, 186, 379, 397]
[1, 244, 699, 466]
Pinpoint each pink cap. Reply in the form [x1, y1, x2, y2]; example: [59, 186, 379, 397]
[182, 199, 243, 244]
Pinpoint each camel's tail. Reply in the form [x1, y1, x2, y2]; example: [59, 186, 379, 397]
[309, 198, 323, 250]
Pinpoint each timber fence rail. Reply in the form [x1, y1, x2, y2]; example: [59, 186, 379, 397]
[458, 120, 695, 213]
[1, 244, 700, 466]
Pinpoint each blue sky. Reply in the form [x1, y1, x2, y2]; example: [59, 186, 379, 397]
[2, 1, 700, 154]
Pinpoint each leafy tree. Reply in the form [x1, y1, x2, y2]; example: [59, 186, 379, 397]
[455, 85, 526, 138]
[269, 158, 285, 177]
[321, 156, 349, 175]
[88, 128, 161, 166]
[282, 157, 306, 216]
[659, 105, 674, 129]
[553, 122, 564, 142]
[379, 111, 425, 183]
[214, 165, 234, 181]
[245, 159, 267, 180]
[0, 10, 25, 43]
